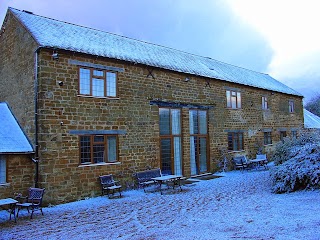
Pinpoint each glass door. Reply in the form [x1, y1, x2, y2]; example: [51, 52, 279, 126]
[159, 108, 182, 175]
[190, 110, 208, 175]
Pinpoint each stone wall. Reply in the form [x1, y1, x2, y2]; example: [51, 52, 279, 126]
[0, 155, 35, 198]
[0, 12, 37, 198]
[0, 11, 38, 144]
[36, 49, 303, 204]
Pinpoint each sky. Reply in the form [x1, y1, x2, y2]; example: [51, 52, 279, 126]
[0, 0, 319, 103]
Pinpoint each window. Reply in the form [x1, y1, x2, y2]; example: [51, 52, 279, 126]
[0, 155, 6, 184]
[79, 67, 117, 97]
[280, 131, 287, 142]
[159, 108, 182, 175]
[264, 132, 272, 145]
[228, 132, 244, 151]
[80, 135, 118, 164]
[262, 96, 268, 110]
[292, 130, 297, 139]
[289, 100, 294, 113]
[190, 110, 209, 175]
[226, 90, 241, 109]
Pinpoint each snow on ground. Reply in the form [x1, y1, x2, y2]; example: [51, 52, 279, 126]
[1, 170, 320, 240]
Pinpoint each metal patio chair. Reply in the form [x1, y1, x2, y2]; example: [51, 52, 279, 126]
[99, 174, 122, 198]
[16, 187, 45, 219]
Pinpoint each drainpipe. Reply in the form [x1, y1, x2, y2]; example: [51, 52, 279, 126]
[33, 47, 41, 188]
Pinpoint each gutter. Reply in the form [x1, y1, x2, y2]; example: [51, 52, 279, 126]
[33, 47, 41, 188]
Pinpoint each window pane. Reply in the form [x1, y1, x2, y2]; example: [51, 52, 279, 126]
[80, 136, 91, 164]
[237, 92, 241, 108]
[161, 139, 172, 175]
[107, 72, 117, 97]
[189, 110, 199, 134]
[0, 156, 6, 183]
[79, 68, 90, 95]
[93, 144, 105, 163]
[238, 133, 243, 150]
[199, 111, 207, 134]
[189, 110, 197, 134]
[226, 91, 231, 108]
[190, 136, 197, 175]
[227, 133, 233, 150]
[289, 101, 294, 112]
[93, 70, 104, 77]
[171, 109, 181, 135]
[159, 108, 170, 135]
[94, 135, 104, 143]
[107, 136, 117, 162]
[173, 137, 182, 175]
[92, 78, 105, 97]
[199, 138, 207, 172]
[233, 134, 239, 151]
[231, 92, 237, 108]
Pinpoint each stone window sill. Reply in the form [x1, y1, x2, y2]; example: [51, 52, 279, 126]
[78, 162, 121, 168]
[77, 94, 120, 100]
[0, 183, 10, 187]
[228, 150, 245, 153]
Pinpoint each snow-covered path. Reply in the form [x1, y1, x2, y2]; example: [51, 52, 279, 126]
[1, 170, 320, 240]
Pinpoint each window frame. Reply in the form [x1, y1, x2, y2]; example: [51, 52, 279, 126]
[263, 131, 272, 145]
[78, 67, 118, 98]
[289, 100, 295, 113]
[159, 107, 183, 175]
[227, 132, 244, 151]
[280, 131, 287, 142]
[226, 90, 241, 109]
[262, 96, 268, 110]
[79, 135, 119, 165]
[0, 155, 7, 184]
[189, 109, 209, 175]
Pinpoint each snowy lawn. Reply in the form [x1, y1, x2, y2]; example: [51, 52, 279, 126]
[1, 170, 320, 240]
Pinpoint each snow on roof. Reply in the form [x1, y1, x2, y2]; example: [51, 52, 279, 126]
[9, 8, 302, 97]
[0, 102, 34, 153]
[304, 109, 320, 129]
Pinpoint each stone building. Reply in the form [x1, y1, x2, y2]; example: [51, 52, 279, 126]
[0, 8, 304, 203]
[0, 102, 34, 198]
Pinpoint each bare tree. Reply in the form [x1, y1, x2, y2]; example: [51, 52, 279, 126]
[305, 94, 320, 117]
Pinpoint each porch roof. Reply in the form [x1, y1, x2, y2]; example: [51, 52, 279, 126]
[0, 102, 34, 154]
[304, 109, 320, 129]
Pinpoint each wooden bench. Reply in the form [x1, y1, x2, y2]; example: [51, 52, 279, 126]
[99, 174, 122, 198]
[135, 168, 161, 192]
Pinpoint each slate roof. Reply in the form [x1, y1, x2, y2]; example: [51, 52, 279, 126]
[8, 7, 302, 97]
[0, 102, 34, 153]
[304, 109, 320, 129]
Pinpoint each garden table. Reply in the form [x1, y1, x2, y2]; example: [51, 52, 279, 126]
[151, 175, 183, 195]
[0, 198, 18, 222]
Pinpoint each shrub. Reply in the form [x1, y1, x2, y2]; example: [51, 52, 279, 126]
[271, 131, 320, 165]
[270, 142, 320, 193]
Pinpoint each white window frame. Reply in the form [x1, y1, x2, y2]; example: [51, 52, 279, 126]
[262, 96, 268, 110]
[226, 90, 241, 109]
[0, 155, 7, 184]
[289, 100, 294, 113]
[79, 67, 117, 98]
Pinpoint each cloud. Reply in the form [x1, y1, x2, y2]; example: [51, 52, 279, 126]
[227, 0, 320, 102]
